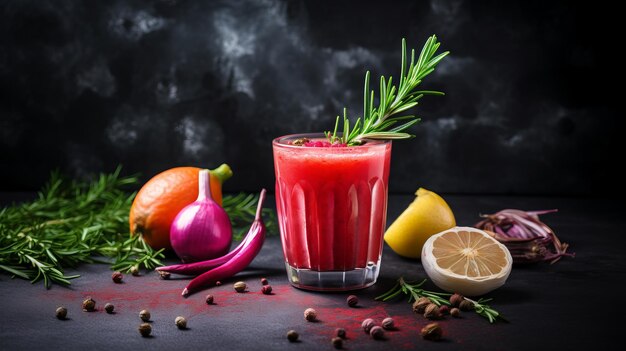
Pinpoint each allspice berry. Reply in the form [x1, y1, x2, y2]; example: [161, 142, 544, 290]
[439, 305, 450, 315]
[111, 271, 123, 284]
[412, 297, 431, 314]
[304, 308, 317, 322]
[175, 316, 187, 329]
[370, 326, 385, 340]
[450, 293, 464, 307]
[459, 300, 474, 311]
[335, 328, 346, 339]
[138, 323, 152, 337]
[139, 309, 151, 322]
[55, 306, 67, 320]
[261, 285, 273, 295]
[382, 317, 395, 330]
[205, 294, 214, 305]
[234, 281, 247, 293]
[361, 318, 375, 333]
[287, 330, 299, 342]
[104, 303, 115, 314]
[332, 336, 343, 349]
[346, 295, 358, 307]
[159, 271, 171, 280]
[130, 266, 140, 276]
[261, 277, 269, 285]
[450, 307, 461, 318]
[424, 303, 441, 320]
[421, 322, 443, 341]
[82, 297, 96, 312]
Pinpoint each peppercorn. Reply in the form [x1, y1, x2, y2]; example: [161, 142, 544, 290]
[205, 294, 214, 305]
[449, 293, 464, 307]
[82, 297, 96, 312]
[412, 297, 431, 314]
[175, 316, 187, 329]
[55, 306, 67, 320]
[215, 281, 222, 286]
[439, 305, 450, 315]
[234, 281, 247, 293]
[104, 303, 115, 314]
[459, 300, 474, 311]
[421, 322, 443, 341]
[304, 308, 317, 322]
[331, 336, 343, 349]
[139, 309, 151, 322]
[130, 266, 140, 276]
[287, 330, 299, 342]
[346, 295, 358, 307]
[382, 317, 395, 330]
[361, 318, 375, 333]
[138, 323, 152, 337]
[370, 326, 385, 340]
[335, 328, 346, 339]
[111, 271, 123, 284]
[261, 277, 269, 285]
[159, 271, 171, 280]
[424, 303, 441, 320]
[261, 285, 273, 295]
[450, 307, 461, 318]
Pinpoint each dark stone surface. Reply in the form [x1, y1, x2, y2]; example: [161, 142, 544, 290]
[0, 194, 622, 350]
[0, 0, 621, 195]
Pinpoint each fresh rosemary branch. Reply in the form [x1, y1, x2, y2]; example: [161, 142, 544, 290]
[0, 167, 278, 288]
[326, 35, 449, 146]
[375, 277, 506, 323]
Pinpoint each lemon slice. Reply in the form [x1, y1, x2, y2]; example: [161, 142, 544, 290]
[421, 227, 513, 296]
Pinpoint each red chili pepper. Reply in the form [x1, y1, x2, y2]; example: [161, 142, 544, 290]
[182, 189, 267, 297]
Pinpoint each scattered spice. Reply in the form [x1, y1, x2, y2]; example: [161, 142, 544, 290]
[450, 293, 464, 307]
[361, 318, 375, 333]
[287, 330, 299, 342]
[111, 271, 123, 284]
[412, 297, 431, 314]
[450, 308, 461, 318]
[234, 281, 247, 293]
[421, 323, 443, 341]
[130, 266, 140, 276]
[439, 305, 450, 315]
[82, 297, 96, 312]
[159, 271, 171, 280]
[139, 309, 151, 322]
[55, 306, 67, 320]
[336, 328, 346, 339]
[346, 295, 359, 307]
[459, 300, 474, 311]
[382, 317, 395, 330]
[215, 281, 222, 286]
[370, 326, 385, 340]
[424, 304, 441, 320]
[261, 285, 273, 295]
[205, 294, 214, 305]
[104, 303, 115, 314]
[138, 323, 152, 337]
[175, 316, 187, 329]
[261, 277, 269, 285]
[304, 308, 317, 322]
[332, 336, 343, 349]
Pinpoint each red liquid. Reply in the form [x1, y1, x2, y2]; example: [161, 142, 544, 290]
[273, 136, 391, 271]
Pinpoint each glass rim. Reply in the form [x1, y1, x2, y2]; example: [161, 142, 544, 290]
[272, 133, 391, 149]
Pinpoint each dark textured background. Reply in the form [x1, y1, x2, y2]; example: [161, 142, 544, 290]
[0, 0, 620, 195]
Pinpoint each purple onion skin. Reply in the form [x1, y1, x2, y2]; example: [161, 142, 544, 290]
[170, 170, 232, 263]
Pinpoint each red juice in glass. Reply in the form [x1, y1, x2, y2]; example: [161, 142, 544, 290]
[273, 133, 391, 291]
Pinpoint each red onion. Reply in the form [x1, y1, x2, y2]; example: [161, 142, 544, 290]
[475, 209, 573, 264]
[170, 169, 232, 263]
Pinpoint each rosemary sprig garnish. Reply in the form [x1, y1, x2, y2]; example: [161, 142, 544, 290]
[375, 277, 506, 323]
[0, 167, 277, 288]
[326, 35, 449, 146]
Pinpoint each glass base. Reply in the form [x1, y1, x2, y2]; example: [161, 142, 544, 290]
[285, 262, 380, 291]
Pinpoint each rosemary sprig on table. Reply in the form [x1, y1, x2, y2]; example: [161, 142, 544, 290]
[222, 192, 277, 240]
[326, 35, 449, 146]
[375, 277, 506, 323]
[0, 167, 277, 288]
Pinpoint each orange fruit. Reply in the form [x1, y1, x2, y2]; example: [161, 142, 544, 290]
[129, 164, 233, 250]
